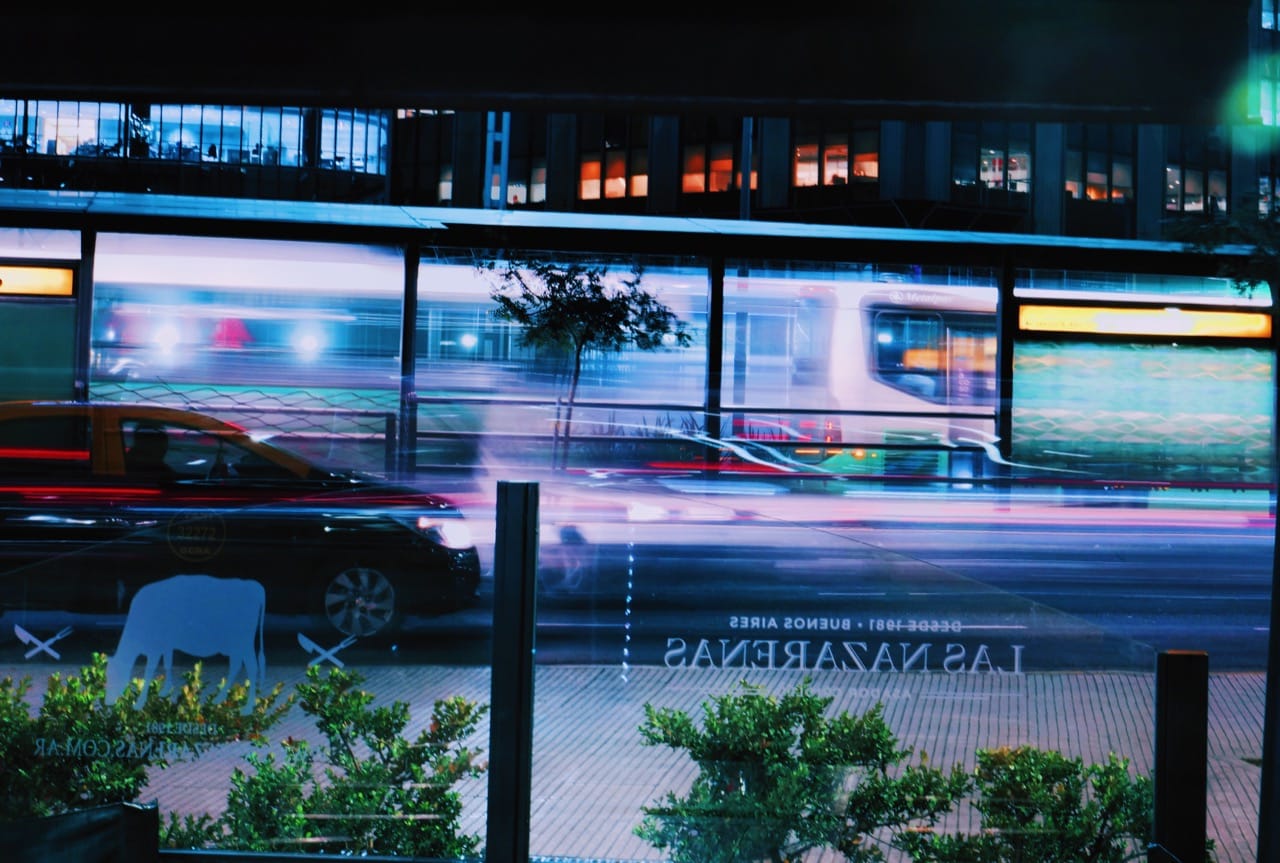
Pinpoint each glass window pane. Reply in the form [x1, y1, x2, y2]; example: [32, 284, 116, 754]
[579, 153, 602, 200]
[629, 148, 648, 197]
[682, 145, 706, 193]
[822, 134, 848, 185]
[1166, 165, 1183, 210]
[604, 150, 627, 198]
[981, 147, 1005, 189]
[794, 140, 819, 187]
[851, 128, 879, 181]
[708, 142, 734, 192]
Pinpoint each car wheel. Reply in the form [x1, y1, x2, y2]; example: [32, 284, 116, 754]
[322, 564, 401, 638]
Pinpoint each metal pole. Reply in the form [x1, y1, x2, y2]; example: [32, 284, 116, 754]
[1151, 650, 1208, 863]
[485, 480, 539, 863]
[1257, 296, 1280, 861]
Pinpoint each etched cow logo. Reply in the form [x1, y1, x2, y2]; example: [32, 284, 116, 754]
[106, 574, 267, 712]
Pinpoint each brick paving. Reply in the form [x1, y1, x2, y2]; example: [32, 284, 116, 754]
[130, 664, 1265, 863]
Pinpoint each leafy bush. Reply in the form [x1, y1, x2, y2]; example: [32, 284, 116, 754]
[637, 677, 1182, 863]
[162, 664, 490, 859]
[635, 676, 970, 863]
[0, 652, 290, 821]
[895, 746, 1160, 863]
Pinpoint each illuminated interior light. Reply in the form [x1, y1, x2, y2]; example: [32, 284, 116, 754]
[1018, 304, 1271, 338]
[291, 326, 325, 361]
[153, 323, 181, 354]
[459, 333, 478, 349]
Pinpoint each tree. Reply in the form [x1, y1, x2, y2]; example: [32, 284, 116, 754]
[1169, 197, 1280, 298]
[483, 257, 692, 470]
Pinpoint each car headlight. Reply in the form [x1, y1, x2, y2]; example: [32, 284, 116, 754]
[403, 514, 473, 549]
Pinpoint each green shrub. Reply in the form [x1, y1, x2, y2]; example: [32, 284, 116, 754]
[636, 677, 1191, 863]
[894, 745, 1159, 863]
[635, 676, 969, 863]
[164, 664, 490, 859]
[0, 652, 290, 821]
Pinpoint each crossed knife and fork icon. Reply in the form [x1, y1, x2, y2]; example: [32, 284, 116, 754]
[13, 625, 74, 659]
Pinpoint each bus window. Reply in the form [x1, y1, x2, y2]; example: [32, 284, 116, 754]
[871, 310, 996, 405]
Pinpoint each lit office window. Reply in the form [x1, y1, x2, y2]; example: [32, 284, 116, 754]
[823, 134, 848, 185]
[1085, 150, 1108, 200]
[708, 142, 734, 192]
[1165, 165, 1182, 210]
[981, 147, 1006, 189]
[506, 177, 529, 206]
[1008, 127, 1030, 192]
[604, 150, 627, 198]
[438, 164, 453, 203]
[793, 142, 819, 187]
[579, 154, 602, 200]
[629, 149, 648, 197]
[1265, 0, 1276, 29]
[1183, 169, 1205, 211]
[682, 146, 706, 193]
[530, 161, 546, 204]
[1209, 169, 1227, 213]
[852, 129, 879, 180]
[0, 99, 23, 151]
[1065, 150, 1082, 199]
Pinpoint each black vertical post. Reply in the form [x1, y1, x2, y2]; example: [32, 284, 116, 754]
[397, 245, 419, 479]
[704, 256, 725, 466]
[486, 480, 539, 863]
[1257, 295, 1280, 863]
[1150, 650, 1208, 863]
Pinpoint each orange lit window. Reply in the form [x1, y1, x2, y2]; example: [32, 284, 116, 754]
[823, 135, 848, 185]
[794, 141, 819, 187]
[579, 153, 602, 200]
[852, 149, 878, 180]
[682, 146, 706, 193]
[709, 143, 733, 192]
[604, 151, 627, 199]
[630, 148, 648, 197]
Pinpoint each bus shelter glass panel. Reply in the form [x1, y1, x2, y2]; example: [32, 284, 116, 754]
[415, 252, 710, 476]
[0, 227, 80, 258]
[720, 259, 999, 484]
[1011, 267, 1276, 494]
[2, 233, 495, 858]
[89, 233, 406, 474]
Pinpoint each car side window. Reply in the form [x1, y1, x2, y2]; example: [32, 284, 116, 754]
[123, 421, 178, 479]
[123, 420, 298, 481]
[0, 415, 92, 477]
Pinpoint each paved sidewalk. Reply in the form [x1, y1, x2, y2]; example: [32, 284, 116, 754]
[140, 664, 1266, 863]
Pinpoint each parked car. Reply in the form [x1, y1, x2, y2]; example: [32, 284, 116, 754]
[0, 400, 481, 639]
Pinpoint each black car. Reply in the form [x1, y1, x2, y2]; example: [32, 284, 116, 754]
[0, 400, 482, 639]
